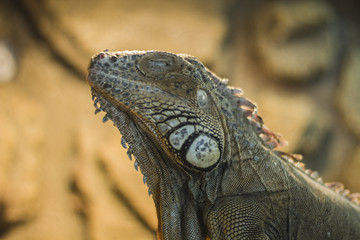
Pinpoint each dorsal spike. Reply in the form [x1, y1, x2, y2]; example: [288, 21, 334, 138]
[121, 137, 128, 149]
[348, 193, 360, 205]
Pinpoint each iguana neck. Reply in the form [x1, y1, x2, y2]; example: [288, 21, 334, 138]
[210, 74, 292, 197]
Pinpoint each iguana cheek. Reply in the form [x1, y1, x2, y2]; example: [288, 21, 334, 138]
[167, 124, 222, 170]
[169, 125, 195, 150]
[185, 134, 220, 169]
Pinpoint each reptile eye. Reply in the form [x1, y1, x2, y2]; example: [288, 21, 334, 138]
[197, 89, 208, 108]
[146, 59, 172, 72]
[136, 52, 178, 76]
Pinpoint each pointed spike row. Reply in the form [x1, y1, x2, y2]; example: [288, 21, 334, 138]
[294, 162, 305, 170]
[236, 97, 257, 111]
[258, 133, 271, 142]
[287, 158, 295, 164]
[291, 153, 303, 161]
[342, 189, 351, 197]
[242, 107, 263, 129]
[121, 137, 128, 149]
[249, 117, 263, 130]
[229, 87, 243, 96]
[310, 171, 319, 179]
[282, 140, 289, 148]
[263, 127, 283, 142]
[257, 127, 287, 149]
[264, 136, 287, 149]
[348, 193, 360, 205]
[327, 182, 354, 198]
[91, 91, 98, 101]
[257, 126, 276, 136]
[275, 151, 302, 163]
[325, 182, 344, 190]
[134, 160, 138, 171]
[288, 153, 302, 162]
[242, 109, 253, 119]
[325, 182, 345, 194]
[102, 115, 109, 123]
[267, 139, 281, 149]
[303, 169, 320, 180]
[279, 152, 302, 161]
[231, 89, 360, 206]
[222, 78, 229, 84]
[127, 149, 132, 160]
[244, 111, 263, 130]
[143, 176, 146, 184]
[251, 114, 264, 127]
[251, 107, 258, 118]
[148, 189, 152, 196]
[94, 108, 102, 115]
[276, 151, 290, 160]
[94, 98, 100, 108]
[323, 183, 360, 204]
[281, 154, 291, 161]
[94, 102, 100, 110]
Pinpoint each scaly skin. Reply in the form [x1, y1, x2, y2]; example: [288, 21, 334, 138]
[87, 50, 360, 240]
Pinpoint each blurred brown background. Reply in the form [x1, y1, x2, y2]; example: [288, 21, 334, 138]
[0, 0, 359, 239]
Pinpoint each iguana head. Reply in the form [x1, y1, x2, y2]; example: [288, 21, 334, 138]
[87, 50, 233, 206]
[88, 50, 226, 173]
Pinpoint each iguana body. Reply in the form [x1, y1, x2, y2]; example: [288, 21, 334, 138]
[87, 50, 360, 239]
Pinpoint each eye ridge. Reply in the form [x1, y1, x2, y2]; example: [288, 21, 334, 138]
[197, 89, 208, 108]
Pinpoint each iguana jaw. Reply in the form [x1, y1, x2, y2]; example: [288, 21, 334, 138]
[90, 88, 166, 196]
[90, 88, 215, 238]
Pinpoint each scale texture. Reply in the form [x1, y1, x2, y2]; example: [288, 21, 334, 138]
[87, 50, 360, 240]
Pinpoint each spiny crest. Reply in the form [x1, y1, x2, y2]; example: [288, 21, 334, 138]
[226, 84, 360, 205]
[228, 86, 288, 150]
[92, 90, 152, 196]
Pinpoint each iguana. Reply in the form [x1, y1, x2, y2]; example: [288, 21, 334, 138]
[87, 50, 360, 239]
